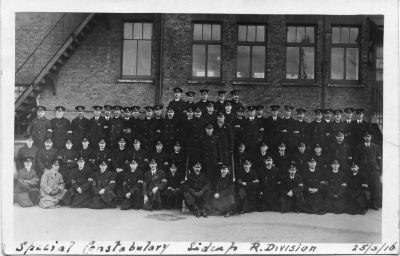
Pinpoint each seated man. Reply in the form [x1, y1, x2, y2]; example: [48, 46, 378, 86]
[89, 161, 117, 209]
[61, 157, 94, 208]
[14, 157, 40, 207]
[39, 160, 67, 208]
[324, 160, 348, 214]
[257, 156, 280, 211]
[279, 162, 305, 213]
[236, 159, 260, 214]
[162, 163, 184, 210]
[211, 164, 236, 217]
[121, 159, 144, 210]
[184, 162, 211, 218]
[302, 158, 326, 214]
[142, 159, 167, 210]
[346, 162, 370, 215]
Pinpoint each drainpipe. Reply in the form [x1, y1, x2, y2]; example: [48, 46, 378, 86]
[155, 13, 163, 105]
[321, 16, 326, 109]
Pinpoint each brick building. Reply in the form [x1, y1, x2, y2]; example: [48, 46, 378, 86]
[15, 13, 383, 137]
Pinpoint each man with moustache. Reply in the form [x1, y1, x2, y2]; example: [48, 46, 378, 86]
[109, 106, 125, 150]
[70, 106, 89, 150]
[16, 135, 39, 170]
[36, 137, 58, 178]
[257, 156, 280, 211]
[88, 105, 107, 150]
[51, 106, 70, 150]
[264, 105, 282, 151]
[28, 106, 52, 149]
[168, 87, 187, 122]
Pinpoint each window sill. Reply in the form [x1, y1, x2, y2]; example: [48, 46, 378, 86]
[281, 80, 319, 87]
[187, 79, 225, 85]
[232, 80, 270, 86]
[117, 79, 154, 84]
[328, 83, 365, 88]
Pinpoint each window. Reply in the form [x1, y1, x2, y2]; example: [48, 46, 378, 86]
[122, 22, 152, 78]
[286, 25, 315, 80]
[192, 23, 221, 79]
[375, 46, 383, 82]
[236, 25, 266, 79]
[331, 26, 359, 81]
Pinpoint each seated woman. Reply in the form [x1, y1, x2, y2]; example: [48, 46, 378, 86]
[121, 159, 144, 210]
[211, 164, 236, 217]
[14, 157, 40, 207]
[39, 160, 67, 209]
[88, 161, 117, 209]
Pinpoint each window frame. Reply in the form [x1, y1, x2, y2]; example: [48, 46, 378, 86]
[120, 20, 154, 79]
[285, 24, 316, 81]
[330, 25, 361, 84]
[191, 22, 222, 80]
[375, 44, 383, 83]
[235, 23, 267, 81]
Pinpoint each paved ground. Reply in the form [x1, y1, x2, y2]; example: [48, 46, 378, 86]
[13, 205, 381, 243]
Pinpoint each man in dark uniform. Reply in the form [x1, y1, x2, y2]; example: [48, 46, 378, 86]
[279, 162, 305, 213]
[279, 105, 296, 151]
[232, 106, 245, 148]
[143, 159, 167, 210]
[311, 143, 329, 171]
[323, 109, 334, 149]
[203, 102, 217, 126]
[351, 109, 371, 148]
[346, 162, 370, 215]
[257, 156, 280, 211]
[223, 101, 234, 125]
[88, 161, 117, 209]
[16, 135, 39, 170]
[187, 107, 205, 167]
[153, 104, 165, 143]
[234, 142, 249, 168]
[57, 138, 78, 189]
[36, 137, 58, 177]
[163, 107, 179, 153]
[343, 107, 354, 148]
[78, 136, 96, 169]
[307, 109, 326, 150]
[236, 159, 260, 213]
[242, 106, 263, 156]
[181, 107, 194, 151]
[162, 163, 184, 210]
[87, 105, 106, 150]
[70, 106, 89, 151]
[61, 156, 93, 208]
[109, 106, 125, 150]
[289, 108, 308, 152]
[301, 158, 326, 214]
[28, 106, 52, 149]
[214, 90, 227, 114]
[274, 142, 290, 176]
[149, 140, 169, 170]
[252, 141, 272, 171]
[255, 106, 266, 140]
[130, 106, 143, 143]
[111, 137, 130, 197]
[324, 159, 348, 214]
[264, 105, 282, 151]
[122, 106, 133, 148]
[93, 138, 112, 170]
[214, 112, 234, 165]
[195, 89, 212, 112]
[168, 141, 186, 174]
[201, 123, 222, 182]
[168, 87, 187, 122]
[121, 159, 144, 210]
[185, 91, 196, 111]
[291, 142, 310, 172]
[142, 106, 156, 151]
[327, 131, 352, 172]
[184, 162, 211, 218]
[230, 90, 243, 114]
[51, 106, 70, 150]
[331, 109, 346, 143]
[211, 164, 236, 217]
[354, 130, 382, 209]
[127, 138, 149, 170]
[102, 105, 113, 146]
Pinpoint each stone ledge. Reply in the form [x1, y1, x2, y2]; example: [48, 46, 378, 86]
[116, 79, 154, 84]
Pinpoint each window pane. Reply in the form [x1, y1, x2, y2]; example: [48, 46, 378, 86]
[297, 26, 306, 43]
[286, 47, 299, 79]
[376, 59, 383, 69]
[300, 47, 314, 79]
[207, 45, 220, 77]
[247, 26, 256, 42]
[346, 48, 359, 80]
[376, 46, 383, 59]
[287, 26, 296, 43]
[331, 47, 344, 80]
[192, 45, 206, 77]
[237, 46, 250, 78]
[143, 23, 152, 39]
[340, 27, 349, 44]
[212, 25, 221, 41]
[203, 24, 212, 40]
[133, 23, 143, 39]
[122, 40, 137, 76]
[332, 27, 340, 43]
[376, 70, 383, 81]
[194, 24, 202, 40]
[124, 23, 133, 39]
[252, 46, 265, 78]
[306, 27, 314, 43]
[349, 28, 359, 44]
[238, 25, 246, 42]
[137, 41, 151, 76]
[256, 26, 265, 42]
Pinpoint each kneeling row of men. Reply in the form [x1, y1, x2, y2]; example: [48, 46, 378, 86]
[15, 150, 370, 217]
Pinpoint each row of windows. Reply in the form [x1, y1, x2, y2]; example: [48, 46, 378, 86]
[121, 22, 377, 83]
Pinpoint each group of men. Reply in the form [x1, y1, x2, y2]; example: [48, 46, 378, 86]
[14, 87, 382, 217]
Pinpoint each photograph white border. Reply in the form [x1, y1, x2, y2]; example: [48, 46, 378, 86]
[1, 0, 399, 254]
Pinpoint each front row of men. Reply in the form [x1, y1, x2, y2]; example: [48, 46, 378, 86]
[15, 148, 371, 217]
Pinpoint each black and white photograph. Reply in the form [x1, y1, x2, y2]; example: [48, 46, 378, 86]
[1, 0, 399, 254]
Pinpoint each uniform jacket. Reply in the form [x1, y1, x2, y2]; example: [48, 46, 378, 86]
[168, 99, 188, 121]
[92, 170, 116, 193]
[143, 169, 167, 194]
[15, 168, 39, 193]
[70, 117, 89, 148]
[58, 148, 78, 169]
[88, 116, 107, 146]
[185, 171, 211, 193]
[37, 147, 58, 173]
[354, 142, 381, 172]
[70, 165, 93, 192]
[28, 117, 52, 147]
[280, 172, 304, 195]
[51, 117, 70, 150]
[16, 145, 39, 170]
[123, 169, 144, 194]
[213, 122, 234, 164]
[325, 170, 347, 198]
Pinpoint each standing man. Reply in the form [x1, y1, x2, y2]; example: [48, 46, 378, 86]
[28, 106, 52, 149]
[188, 107, 205, 167]
[255, 106, 266, 140]
[331, 109, 345, 141]
[130, 106, 143, 143]
[213, 113, 234, 165]
[142, 106, 156, 151]
[264, 105, 282, 152]
[201, 123, 222, 182]
[203, 102, 217, 126]
[185, 91, 196, 112]
[242, 106, 263, 156]
[122, 107, 133, 148]
[168, 87, 187, 122]
[36, 137, 58, 178]
[109, 106, 125, 150]
[343, 107, 354, 148]
[232, 106, 245, 148]
[214, 90, 227, 114]
[196, 89, 212, 113]
[351, 109, 371, 148]
[163, 107, 179, 153]
[279, 105, 296, 151]
[153, 105, 165, 144]
[70, 106, 89, 151]
[230, 90, 243, 114]
[88, 105, 106, 149]
[323, 109, 334, 149]
[307, 109, 326, 150]
[289, 108, 308, 152]
[51, 106, 70, 150]
[102, 105, 113, 146]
